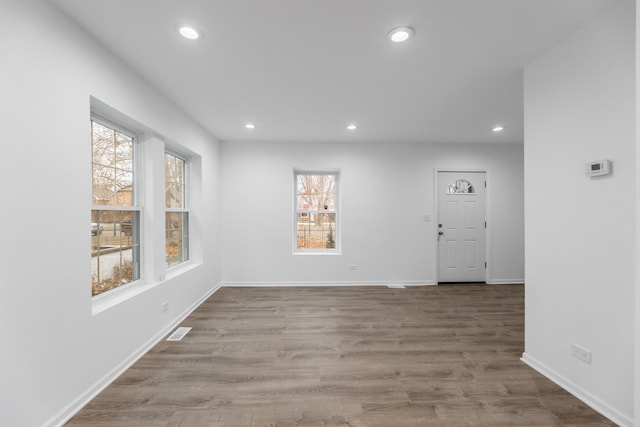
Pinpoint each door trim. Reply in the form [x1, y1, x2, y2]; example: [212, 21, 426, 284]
[434, 169, 491, 284]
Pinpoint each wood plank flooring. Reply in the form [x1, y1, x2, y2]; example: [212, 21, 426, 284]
[67, 285, 615, 426]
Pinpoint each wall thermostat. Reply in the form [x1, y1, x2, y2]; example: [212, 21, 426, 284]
[585, 159, 611, 177]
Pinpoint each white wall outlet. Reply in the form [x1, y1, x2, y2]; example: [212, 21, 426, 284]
[349, 264, 357, 271]
[423, 214, 431, 222]
[571, 343, 592, 364]
[161, 301, 169, 313]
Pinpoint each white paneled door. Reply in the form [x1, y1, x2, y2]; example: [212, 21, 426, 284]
[437, 171, 486, 283]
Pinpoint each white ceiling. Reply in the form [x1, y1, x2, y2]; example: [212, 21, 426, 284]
[50, 0, 616, 144]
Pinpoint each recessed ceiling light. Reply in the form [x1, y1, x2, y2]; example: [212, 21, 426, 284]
[492, 125, 505, 132]
[388, 27, 414, 43]
[245, 123, 256, 130]
[347, 124, 357, 131]
[178, 25, 202, 40]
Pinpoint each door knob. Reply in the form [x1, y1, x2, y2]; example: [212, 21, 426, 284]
[438, 223, 443, 228]
[438, 231, 444, 236]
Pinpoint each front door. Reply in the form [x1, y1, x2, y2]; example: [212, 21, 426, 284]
[437, 171, 486, 283]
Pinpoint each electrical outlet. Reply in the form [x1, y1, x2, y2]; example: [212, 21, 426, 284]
[571, 343, 592, 364]
[161, 301, 169, 313]
[349, 264, 357, 271]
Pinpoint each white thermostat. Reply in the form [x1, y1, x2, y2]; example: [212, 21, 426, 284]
[585, 159, 611, 177]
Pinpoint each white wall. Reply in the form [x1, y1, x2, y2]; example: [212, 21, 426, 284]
[636, 1, 640, 423]
[220, 141, 524, 285]
[0, 1, 220, 426]
[523, 1, 635, 425]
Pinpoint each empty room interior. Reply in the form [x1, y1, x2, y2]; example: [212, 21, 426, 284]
[1, 0, 639, 426]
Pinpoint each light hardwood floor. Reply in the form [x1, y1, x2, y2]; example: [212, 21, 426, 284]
[67, 285, 615, 426]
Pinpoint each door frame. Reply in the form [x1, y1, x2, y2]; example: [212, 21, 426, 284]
[434, 169, 491, 284]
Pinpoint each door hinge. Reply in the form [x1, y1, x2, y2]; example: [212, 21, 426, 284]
[485, 261, 487, 269]
[485, 221, 487, 228]
[484, 181, 487, 188]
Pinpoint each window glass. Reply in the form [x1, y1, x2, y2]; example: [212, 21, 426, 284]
[295, 172, 338, 252]
[91, 121, 134, 206]
[165, 152, 189, 267]
[91, 119, 140, 296]
[447, 179, 475, 194]
[166, 152, 185, 208]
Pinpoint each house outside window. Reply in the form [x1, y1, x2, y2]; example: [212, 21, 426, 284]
[294, 170, 339, 253]
[91, 119, 140, 296]
[165, 152, 189, 267]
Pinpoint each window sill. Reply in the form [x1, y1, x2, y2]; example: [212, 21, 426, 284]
[293, 250, 341, 256]
[91, 279, 156, 316]
[164, 260, 200, 281]
[91, 261, 202, 316]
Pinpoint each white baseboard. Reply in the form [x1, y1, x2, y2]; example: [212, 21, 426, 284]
[486, 279, 525, 285]
[221, 280, 437, 287]
[47, 282, 223, 427]
[221, 281, 524, 287]
[521, 352, 633, 427]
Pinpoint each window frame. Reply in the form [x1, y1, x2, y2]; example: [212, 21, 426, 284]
[165, 150, 190, 268]
[293, 169, 341, 255]
[90, 115, 143, 299]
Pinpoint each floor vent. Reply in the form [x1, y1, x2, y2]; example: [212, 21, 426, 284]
[166, 326, 192, 341]
[387, 284, 406, 289]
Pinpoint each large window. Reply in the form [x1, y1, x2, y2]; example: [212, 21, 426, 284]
[91, 119, 140, 297]
[165, 152, 189, 267]
[294, 171, 339, 253]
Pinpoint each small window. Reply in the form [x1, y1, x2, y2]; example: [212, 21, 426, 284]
[447, 179, 475, 194]
[165, 152, 189, 267]
[294, 171, 339, 253]
[91, 119, 140, 297]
